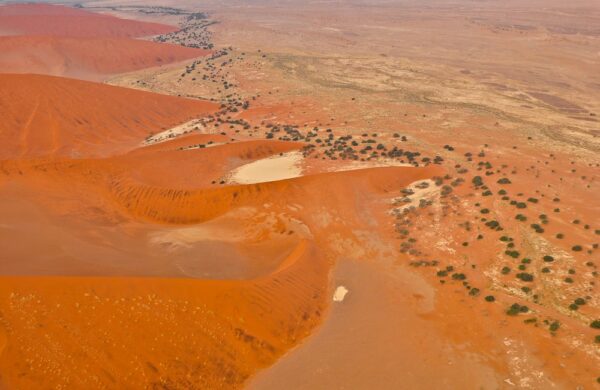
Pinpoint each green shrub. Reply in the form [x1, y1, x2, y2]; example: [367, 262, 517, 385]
[469, 288, 480, 296]
[516, 273, 534, 282]
[507, 304, 521, 316]
[486, 220, 500, 229]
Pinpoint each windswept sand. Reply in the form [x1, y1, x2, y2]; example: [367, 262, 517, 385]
[0, 73, 217, 158]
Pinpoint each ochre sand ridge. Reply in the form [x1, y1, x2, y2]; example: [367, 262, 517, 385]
[0, 3, 176, 37]
[0, 36, 209, 80]
[0, 71, 440, 388]
[0, 4, 209, 80]
[0, 152, 439, 388]
[0, 74, 217, 159]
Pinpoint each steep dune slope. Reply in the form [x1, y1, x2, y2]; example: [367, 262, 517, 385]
[0, 74, 217, 159]
[0, 126, 440, 388]
[0, 239, 329, 389]
[0, 3, 176, 38]
[0, 36, 209, 80]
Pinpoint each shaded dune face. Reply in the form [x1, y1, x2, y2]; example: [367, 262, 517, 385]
[0, 69, 440, 388]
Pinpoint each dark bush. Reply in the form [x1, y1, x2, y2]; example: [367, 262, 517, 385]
[516, 273, 534, 282]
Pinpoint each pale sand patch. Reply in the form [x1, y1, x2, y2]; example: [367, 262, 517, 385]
[333, 285, 349, 302]
[326, 158, 413, 173]
[149, 224, 245, 251]
[227, 151, 303, 184]
[390, 179, 439, 215]
[142, 119, 207, 145]
[149, 208, 312, 251]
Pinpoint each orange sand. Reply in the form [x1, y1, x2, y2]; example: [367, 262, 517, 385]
[0, 3, 177, 38]
[0, 36, 209, 80]
[0, 73, 217, 159]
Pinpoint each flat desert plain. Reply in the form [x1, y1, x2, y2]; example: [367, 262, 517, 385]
[0, 1, 598, 389]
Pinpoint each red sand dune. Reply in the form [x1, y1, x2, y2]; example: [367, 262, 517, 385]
[124, 139, 306, 188]
[0, 45, 441, 387]
[0, 239, 329, 389]
[0, 36, 209, 80]
[0, 3, 176, 38]
[0, 73, 218, 159]
[0, 110, 440, 387]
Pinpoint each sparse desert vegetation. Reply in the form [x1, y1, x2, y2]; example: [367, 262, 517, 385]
[0, 0, 598, 389]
